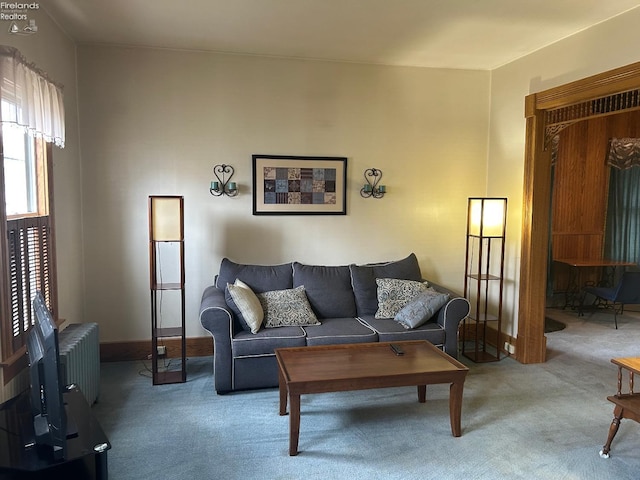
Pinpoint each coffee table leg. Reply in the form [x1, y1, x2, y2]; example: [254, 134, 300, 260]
[449, 380, 464, 437]
[278, 369, 288, 416]
[289, 394, 301, 456]
[417, 385, 426, 403]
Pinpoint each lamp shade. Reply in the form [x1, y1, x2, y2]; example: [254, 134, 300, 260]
[468, 197, 506, 237]
[149, 196, 183, 241]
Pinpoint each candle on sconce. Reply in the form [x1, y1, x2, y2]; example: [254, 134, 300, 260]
[363, 184, 372, 192]
[378, 185, 386, 193]
[211, 181, 219, 191]
[228, 182, 237, 191]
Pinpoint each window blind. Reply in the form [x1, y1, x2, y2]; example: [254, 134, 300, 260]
[6, 216, 53, 353]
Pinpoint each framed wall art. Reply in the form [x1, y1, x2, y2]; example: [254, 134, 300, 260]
[252, 154, 347, 215]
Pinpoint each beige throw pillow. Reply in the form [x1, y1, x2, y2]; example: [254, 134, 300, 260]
[227, 279, 264, 334]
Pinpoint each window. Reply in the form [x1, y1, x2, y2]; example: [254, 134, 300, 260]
[3, 121, 37, 217]
[0, 46, 64, 381]
[0, 120, 57, 377]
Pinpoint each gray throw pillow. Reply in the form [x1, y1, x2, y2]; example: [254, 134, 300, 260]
[375, 278, 430, 318]
[394, 289, 450, 329]
[257, 286, 320, 328]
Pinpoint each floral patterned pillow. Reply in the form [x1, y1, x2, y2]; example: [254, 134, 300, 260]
[257, 286, 320, 328]
[374, 278, 430, 319]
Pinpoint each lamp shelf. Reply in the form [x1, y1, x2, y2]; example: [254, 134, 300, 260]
[468, 233, 505, 239]
[153, 370, 185, 385]
[466, 273, 501, 281]
[155, 326, 183, 338]
[467, 312, 499, 322]
[462, 350, 500, 363]
[152, 282, 183, 291]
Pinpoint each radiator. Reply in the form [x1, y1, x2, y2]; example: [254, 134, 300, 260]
[58, 323, 100, 405]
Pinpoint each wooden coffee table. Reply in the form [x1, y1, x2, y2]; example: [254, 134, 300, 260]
[275, 340, 469, 456]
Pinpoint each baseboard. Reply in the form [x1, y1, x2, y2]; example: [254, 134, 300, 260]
[461, 322, 517, 358]
[102, 329, 516, 363]
[100, 336, 213, 362]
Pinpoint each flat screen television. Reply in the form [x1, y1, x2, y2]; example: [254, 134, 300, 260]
[25, 291, 67, 461]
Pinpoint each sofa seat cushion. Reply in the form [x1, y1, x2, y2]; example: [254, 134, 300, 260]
[232, 326, 306, 357]
[216, 258, 293, 293]
[350, 253, 423, 316]
[293, 263, 357, 318]
[359, 315, 445, 348]
[303, 317, 377, 346]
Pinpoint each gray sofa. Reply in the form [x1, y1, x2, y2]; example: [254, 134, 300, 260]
[199, 253, 470, 394]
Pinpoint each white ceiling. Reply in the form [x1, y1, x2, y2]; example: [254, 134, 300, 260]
[43, 0, 640, 70]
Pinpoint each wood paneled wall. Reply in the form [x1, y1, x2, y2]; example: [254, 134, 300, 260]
[551, 110, 640, 292]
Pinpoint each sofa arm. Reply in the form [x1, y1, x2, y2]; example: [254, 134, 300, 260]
[429, 282, 470, 359]
[199, 285, 234, 394]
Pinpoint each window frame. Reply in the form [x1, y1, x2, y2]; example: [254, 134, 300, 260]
[0, 137, 57, 383]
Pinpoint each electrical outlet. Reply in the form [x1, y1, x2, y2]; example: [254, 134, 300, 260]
[157, 345, 167, 356]
[504, 342, 516, 355]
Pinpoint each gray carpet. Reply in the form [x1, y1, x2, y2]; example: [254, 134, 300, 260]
[93, 309, 640, 479]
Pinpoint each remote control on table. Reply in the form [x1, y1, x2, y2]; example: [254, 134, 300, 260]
[390, 344, 404, 356]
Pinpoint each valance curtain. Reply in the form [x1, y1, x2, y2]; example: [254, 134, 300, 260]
[604, 137, 640, 265]
[607, 137, 640, 169]
[0, 45, 65, 148]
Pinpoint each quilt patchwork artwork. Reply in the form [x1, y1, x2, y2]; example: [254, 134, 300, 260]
[262, 167, 337, 205]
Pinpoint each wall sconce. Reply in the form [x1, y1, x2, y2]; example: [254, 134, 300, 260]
[360, 168, 386, 198]
[210, 164, 238, 197]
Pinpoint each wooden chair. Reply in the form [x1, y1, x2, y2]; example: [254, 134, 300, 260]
[600, 357, 640, 458]
[581, 271, 640, 329]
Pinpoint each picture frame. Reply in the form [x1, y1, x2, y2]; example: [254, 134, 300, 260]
[252, 154, 347, 215]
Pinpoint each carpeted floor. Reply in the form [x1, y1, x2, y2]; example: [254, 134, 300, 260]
[92, 308, 640, 480]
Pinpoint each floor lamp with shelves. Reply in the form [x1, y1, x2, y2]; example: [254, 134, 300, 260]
[461, 197, 507, 363]
[148, 195, 186, 385]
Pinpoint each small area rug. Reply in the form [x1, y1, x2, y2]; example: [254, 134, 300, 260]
[544, 316, 566, 333]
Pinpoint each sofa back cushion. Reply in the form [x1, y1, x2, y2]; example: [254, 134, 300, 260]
[350, 253, 423, 316]
[293, 262, 357, 319]
[216, 258, 293, 293]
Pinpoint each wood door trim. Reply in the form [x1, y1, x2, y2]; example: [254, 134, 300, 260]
[518, 61, 640, 364]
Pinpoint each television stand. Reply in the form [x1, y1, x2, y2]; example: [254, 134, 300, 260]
[0, 385, 110, 480]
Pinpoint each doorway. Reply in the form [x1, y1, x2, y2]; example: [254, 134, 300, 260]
[517, 61, 640, 363]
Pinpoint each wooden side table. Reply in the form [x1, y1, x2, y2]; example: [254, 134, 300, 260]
[600, 357, 640, 458]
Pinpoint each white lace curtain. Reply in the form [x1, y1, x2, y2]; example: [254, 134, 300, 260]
[607, 137, 640, 170]
[0, 45, 65, 148]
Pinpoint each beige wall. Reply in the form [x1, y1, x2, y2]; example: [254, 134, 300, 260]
[488, 7, 640, 338]
[0, 10, 81, 401]
[77, 46, 491, 342]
